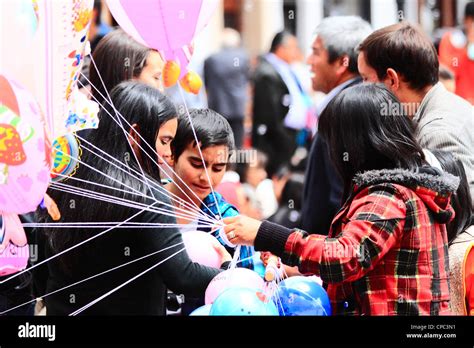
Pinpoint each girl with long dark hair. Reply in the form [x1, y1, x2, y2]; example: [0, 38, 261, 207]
[224, 84, 458, 315]
[39, 81, 229, 315]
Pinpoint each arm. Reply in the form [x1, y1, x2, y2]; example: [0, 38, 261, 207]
[139, 208, 223, 299]
[225, 185, 407, 284]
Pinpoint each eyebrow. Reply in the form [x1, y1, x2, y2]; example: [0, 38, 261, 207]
[189, 156, 227, 166]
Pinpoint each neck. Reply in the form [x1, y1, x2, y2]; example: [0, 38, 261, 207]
[334, 72, 358, 89]
[400, 83, 435, 118]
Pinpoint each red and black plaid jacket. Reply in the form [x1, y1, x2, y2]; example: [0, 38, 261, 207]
[255, 168, 459, 315]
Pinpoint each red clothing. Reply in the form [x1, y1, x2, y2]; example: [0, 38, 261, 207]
[439, 32, 474, 104]
[256, 168, 457, 315]
[466, 243, 474, 315]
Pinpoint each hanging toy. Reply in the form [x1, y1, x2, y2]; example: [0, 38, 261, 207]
[179, 70, 203, 95]
[163, 60, 181, 88]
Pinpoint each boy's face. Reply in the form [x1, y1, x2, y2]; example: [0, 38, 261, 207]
[173, 143, 228, 202]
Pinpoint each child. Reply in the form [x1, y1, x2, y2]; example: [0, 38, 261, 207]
[167, 109, 254, 269]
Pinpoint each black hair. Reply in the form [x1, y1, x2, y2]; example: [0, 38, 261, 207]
[439, 65, 455, 80]
[270, 31, 294, 53]
[172, 109, 235, 161]
[235, 149, 268, 183]
[318, 83, 425, 199]
[41, 81, 176, 270]
[465, 1, 474, 18]
[280, 172, 305, 210]
[431, 150, 473, 244]
[89, 28, 152, 106]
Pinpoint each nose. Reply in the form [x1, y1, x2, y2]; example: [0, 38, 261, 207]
[306, 54, 313, 65]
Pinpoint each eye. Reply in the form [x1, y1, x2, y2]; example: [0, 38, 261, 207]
[190, 161, 203, 169]
[213, 165, 226, 172]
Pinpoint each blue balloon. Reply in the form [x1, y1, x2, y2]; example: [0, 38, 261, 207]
[274, 276, 331, 316]
[252, 252, 266, 278]
[210, 287, 279, 316]
[189, 304, 212, 316]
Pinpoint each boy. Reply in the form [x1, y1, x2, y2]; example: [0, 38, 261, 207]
[167, 109, 254, 269]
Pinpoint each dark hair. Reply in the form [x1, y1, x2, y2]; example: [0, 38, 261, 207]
[236, 150, 268, 183]
[280, 172, 305, 210]
[172, 109, 235, 161]
[89, 28, 152, 105]
[270, 31, 294, 53]
[358, 22, 439, 91]
[466, 1, 474, 18]
[42, 81, 176, 269]
[439, 65, 455, 80]
[431, 150, 473, 244]
[318, 83, 425, 198]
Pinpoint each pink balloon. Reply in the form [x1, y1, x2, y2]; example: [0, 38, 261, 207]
[0, 75, 51, 214]
[205, 268, 265, 305]
[106, 0, 218, 76]
[0, 213, 29, 276]
[182, 231, 222, 268]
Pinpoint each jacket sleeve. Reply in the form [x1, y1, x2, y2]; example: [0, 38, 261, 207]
[255, 184, 407, 284]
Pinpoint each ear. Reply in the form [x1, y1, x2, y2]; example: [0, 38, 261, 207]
[385, 68, 400, 90]
[335, 55, 350, 75]
[128, 123, 141, 159]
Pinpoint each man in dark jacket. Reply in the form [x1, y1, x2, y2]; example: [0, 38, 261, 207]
[251, 31, 302, 177]
[301, 16, 371, 235]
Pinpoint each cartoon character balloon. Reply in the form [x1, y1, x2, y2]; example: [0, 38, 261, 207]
[0, 0, 99, 138]
[0, 75, 51, 276]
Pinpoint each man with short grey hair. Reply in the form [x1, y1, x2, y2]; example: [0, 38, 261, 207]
[301, 16, 372, 235]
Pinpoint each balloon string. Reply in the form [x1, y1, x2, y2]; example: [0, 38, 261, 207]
[78, 74, 214, 216]
[0, 241, 185, 315]
[87, 54, 160, 214]
[69, 247, 186, 316]
[49, 182, 207, 224]
[76, 134, 209, 219]
[52, 146, 214, 224]
[22, 223, 216, 229]
[51, 157, 214, 224]
[0, 201, 160, 285]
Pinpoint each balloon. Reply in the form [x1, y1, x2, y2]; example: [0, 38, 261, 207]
[182, 231, 222, 268]
[0, 75, 51, 214]
[189, 304, 212, 316]
[0, 0, 99, 138]
[274, 277, 332, 316]
[210, 287, 279, 316]
[252, 252, 266, 278]
[205, 268, 264, 304]
[280, 276, 326, 300]
[51, 133, 81, 182]
[0, 213, 29, 276]
[179, 71, 203, 95]
[106, 0, 219, 78]
[163, 61, 181, 88]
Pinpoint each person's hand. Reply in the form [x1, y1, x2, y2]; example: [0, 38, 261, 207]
[44, 193, 61, 221]
[260, 251, 280, 267]
[223, 215, 262, 246]
[209, 237, 232, 264]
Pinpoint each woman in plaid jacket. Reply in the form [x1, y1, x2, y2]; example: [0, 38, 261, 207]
[224, 84, 458, 315]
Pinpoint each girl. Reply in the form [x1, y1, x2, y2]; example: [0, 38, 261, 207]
[40, 82, 230, 315]
[224, 84, 458, 315]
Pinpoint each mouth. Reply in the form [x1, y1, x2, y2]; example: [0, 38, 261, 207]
[192, 184, 211, 192]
